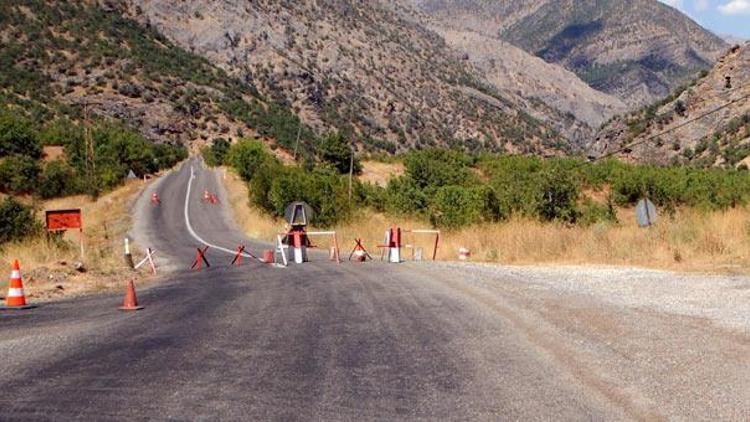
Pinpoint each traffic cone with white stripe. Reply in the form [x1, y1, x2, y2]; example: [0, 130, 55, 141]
[1, 260, 36, 310]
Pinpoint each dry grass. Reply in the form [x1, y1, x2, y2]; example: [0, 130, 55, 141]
[222, 168, 284, 241]
[359, 160, 404, 187]
[0, 180, 156, 302]
[222, 168, 750, 273]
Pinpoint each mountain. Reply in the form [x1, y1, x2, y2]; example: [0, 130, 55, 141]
[592, 44, 750, 167]
[400, 7, 627, 145]
[0, 0, 319, 155]
[410, 0, 728, 107]
[118, 0, 569, 155]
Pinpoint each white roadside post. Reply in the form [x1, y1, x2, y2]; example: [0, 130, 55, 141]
[124, 237, 135, 269]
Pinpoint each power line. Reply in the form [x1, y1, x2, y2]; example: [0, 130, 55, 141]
[593, 89, 750, 162]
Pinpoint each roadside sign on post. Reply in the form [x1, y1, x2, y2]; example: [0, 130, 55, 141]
[46, 209, 82, 231]
[45, 209, 85, 256]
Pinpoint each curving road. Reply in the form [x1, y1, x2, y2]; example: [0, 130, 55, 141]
[0, 159, 748, 420]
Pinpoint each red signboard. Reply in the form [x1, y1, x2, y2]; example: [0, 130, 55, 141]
[46, 209, 83, 231]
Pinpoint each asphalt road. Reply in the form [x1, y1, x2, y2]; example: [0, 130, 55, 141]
[1, 159, 748, 420]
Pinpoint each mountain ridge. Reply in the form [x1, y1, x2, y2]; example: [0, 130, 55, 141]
[592, 44, 750, 167]
[410, 0, 728, 107]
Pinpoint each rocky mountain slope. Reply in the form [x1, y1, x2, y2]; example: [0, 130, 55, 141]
[403, 10, 627, 144]
[592, 44, 750, 166]
[410, 0, 728, 107]
[0, 0, 318, 155]
[119, 0, 570, 155]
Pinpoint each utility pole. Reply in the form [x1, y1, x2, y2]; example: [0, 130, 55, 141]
[84, 102, 95, 195]
[293, 125, 302, 161]
[348, 143, 354, 201]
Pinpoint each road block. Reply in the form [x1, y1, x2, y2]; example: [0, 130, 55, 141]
[306, 231, 341, 264]
[348, 238, 372, 262]
[134, 248, 157, 274]
[378, 227, 402, 263]
[275, 235, 289, 267]
[1, 260, 36, 310]
[231, 245, 246, 266]
[191, 246, 211, 270]
[119, 279, 144, 311]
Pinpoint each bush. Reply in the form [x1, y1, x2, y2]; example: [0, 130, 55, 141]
[537, 164, 580, 223]
[226, 139, 276, 181]
[264, 167, 352, 226]
[38, 160, 76, 199]
[404, 149, 474, 189]
[384, 176, 428, 215]
[39, 118, 84, 147]
[0, 108, 42, 158]
[0, 155, 41, 194]
[202, 138, 231, 167]
[429, 185, 499, 228]
[317, 132, 361, 174]
[0, 197, 40, 244]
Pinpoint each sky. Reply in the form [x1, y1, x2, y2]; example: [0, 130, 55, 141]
[659, 0, 750, 39]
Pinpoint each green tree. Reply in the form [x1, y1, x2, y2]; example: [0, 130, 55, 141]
[0, 155, 41, 194]
[537, 165, 580, 223]
[0, 197, 40, 244]
[429, 185, 498, 228]
[202, 138, 231, 167]
[0, 108, 42, 158]
[227, 139, 277, 181]
[404, 149, 474, 189]
[38, 160, 76, 199]
[317, 132, 361, 174]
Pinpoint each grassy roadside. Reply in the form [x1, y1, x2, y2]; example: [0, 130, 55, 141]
[0, 179, 157, 303]
[223, 164, 750, 274]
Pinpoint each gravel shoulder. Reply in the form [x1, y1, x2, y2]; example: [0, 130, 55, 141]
[419, 261, 750, 420]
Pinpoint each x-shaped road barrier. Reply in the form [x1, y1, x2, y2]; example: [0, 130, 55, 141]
[191, 246, 211, 271]
[134, 248, 157, 275]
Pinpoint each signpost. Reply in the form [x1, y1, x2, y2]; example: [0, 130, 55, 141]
[45, 209, 84, 256]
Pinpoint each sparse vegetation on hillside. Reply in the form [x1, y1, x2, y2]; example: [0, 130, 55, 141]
[222, 142, 750, 229]
[127, 0, 565, 154]
[0, 0, 319, 154]
[594, 44, 749, 166]
[0, 106, 186, 201]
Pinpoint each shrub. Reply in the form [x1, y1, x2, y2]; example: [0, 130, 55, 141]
[0, 155, 41, 194]
[384, 176, 428, 215]
[39, 118, 84, 147]
[429, 185, 499, 228]
[317, 132, 361, 174]
[0, 108, 42, 158]
[38, 160, 76, 198]
[202, 138, 231, 167]
[537, 164, 580, 223]
[404, 149, 474, 189]
[0, 197, 40, 244]
[227, 139, 276, 181]
[264, 167, 352, 226]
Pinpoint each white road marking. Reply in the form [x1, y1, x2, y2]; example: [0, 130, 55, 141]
[183, 165, 267, 262]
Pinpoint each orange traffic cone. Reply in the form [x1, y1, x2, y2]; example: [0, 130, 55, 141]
[1, 260, 36, 310]
[119, 280, 144, 311]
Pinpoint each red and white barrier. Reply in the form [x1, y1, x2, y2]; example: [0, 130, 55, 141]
[379, 228, 441, 263]
[307, 231, 341, 264]
[134, 248, 157, 274]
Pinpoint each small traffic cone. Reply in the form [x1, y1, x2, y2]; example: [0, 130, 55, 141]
[1, 260, 36, 310]
[119, 280, 144, 311]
